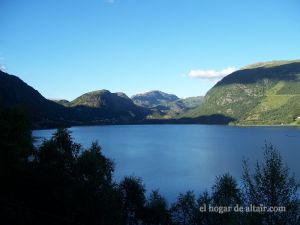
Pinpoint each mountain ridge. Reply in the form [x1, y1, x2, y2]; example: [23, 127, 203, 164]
[132, 90, 179, 108]
[184, 59, 300, 125]
[2, 58, 300, 127]
[131, 90, 203, 118]
[0, 71, 150, 128]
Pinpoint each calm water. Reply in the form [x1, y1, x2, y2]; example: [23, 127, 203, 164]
[33, 125, 300, 202]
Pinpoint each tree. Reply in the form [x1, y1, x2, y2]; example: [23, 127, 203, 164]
[74, 142, 120, 225]
[75, 142, 114, 191]
[119, 176, 146, 225]
[197, 191, 213, 225]
[144, 190, 171, 225]
[0, 107, 33, 173]
[33, 129, 124, 225]
[0, 107, 34, 225]
[28, 128, 83, 224]
[243, 143, 300, 225]
[36, 128, 81, 173]
[171, 191, 198, 225]
[211, 173, 242, 225]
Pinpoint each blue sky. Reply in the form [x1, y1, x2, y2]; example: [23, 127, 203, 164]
[1, 0, 300, 100]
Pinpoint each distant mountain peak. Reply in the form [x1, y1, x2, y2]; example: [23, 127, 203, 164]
[132, 90, 177, 97]
[115, 92, 130, 99]
[85, 89, 111, 95]
[132, 90, 179, 108]
[0, 71, 150, 127]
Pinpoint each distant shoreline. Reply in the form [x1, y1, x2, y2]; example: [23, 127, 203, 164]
[32, 120, 300, 131]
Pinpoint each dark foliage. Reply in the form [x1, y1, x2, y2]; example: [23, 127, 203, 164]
[0, 108, 299, 225]
[118, 176, 146, 225]
[210, 174, 242, 225]
[171, 191, 198, 225]
[144, 190, 172, 225]
[242, 144, 300, 225]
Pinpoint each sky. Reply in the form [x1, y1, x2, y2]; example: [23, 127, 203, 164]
[0, 0, 300, 100]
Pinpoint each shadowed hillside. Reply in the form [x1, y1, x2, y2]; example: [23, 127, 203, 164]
[0, 70, 71, 128]
[0, 71, 150, 128]
[184, 60, 300, 125]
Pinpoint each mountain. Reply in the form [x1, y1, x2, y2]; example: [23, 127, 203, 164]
[68, 90, 150, 121]
[0, 70, 71, 128]
[52, 99, 70, 106]
[70, 90, 127, 108]
[132, 90, 203, 118]
[4, 59, 300, 127]
[149, 96, 204, 119]
[132, 90, 179, 108]
[0, 71, 150, 128]
[184, 59, 300, 125]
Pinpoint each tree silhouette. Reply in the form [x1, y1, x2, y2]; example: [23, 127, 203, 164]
[0, 108, 299, 225]
[144, 190, 171, 225]
[118, 176, 146, 225]
[211, 173, 242, 225]
[243, 143, 300, 225]
[171, 191, 198, 225]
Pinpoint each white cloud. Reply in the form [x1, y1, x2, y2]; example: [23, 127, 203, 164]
[187, 67, 236, 81]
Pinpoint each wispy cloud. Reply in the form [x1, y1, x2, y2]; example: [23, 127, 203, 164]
[187, 67, 236, 81]
[107, 0, 115, 4]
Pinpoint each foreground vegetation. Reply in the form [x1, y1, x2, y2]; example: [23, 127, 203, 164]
[0, 108, 299, 225]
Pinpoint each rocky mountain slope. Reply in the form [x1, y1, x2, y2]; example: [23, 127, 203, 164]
[132, 91, 203, 118]
[132, 90, 179, 108]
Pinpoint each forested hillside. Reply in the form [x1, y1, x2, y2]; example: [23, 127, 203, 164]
[184, 60, 300, 125]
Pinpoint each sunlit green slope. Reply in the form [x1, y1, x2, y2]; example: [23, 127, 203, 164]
[184, 60, 300, 125]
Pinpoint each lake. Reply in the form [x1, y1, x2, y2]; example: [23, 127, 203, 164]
[33, 125, 300, 202]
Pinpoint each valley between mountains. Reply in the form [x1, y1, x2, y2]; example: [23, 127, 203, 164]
[1, 59, 300, 128]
